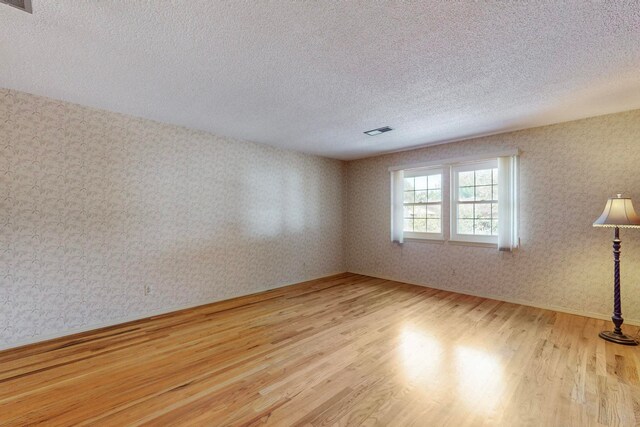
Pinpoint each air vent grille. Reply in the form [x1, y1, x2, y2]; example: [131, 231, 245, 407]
[1, 0, 32, 13]
[364, 126, 393, 136]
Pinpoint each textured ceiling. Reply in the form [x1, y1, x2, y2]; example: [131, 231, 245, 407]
[1, 1, 639, 159]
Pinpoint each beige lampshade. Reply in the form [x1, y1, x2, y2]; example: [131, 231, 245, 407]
[593, 194, 640, 228]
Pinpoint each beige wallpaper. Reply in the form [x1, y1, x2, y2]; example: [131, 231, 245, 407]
[345, 110, 640, 323]
[0, 89, 345, 349]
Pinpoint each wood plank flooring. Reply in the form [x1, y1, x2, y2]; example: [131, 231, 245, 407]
[1, 273, 639, 426]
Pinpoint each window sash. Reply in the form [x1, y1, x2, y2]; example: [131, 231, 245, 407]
[402, 168, 443, 240]
[451, 160, 498, 244]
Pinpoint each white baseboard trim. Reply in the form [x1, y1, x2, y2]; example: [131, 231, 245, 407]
[347, 270, 640, 327]
[1, 271, 348, 352]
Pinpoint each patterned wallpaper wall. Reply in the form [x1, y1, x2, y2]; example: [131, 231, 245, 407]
[346, 110, 640, 323]
[0, 89, 345, 348]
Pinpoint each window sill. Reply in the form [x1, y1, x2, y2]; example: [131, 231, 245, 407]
[447, 240, 497, 248]
[403, 238, 445, 244]
[398, 238, 497, 248]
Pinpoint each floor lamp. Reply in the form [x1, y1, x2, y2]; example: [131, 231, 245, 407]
[593, 194, 640, 345]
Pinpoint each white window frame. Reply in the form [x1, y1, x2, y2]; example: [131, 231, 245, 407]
[402, 167, 444, 240]
[390, 149, 519, 249]
[450, 159, 499, 244]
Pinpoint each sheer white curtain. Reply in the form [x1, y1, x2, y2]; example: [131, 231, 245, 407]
[390, 170, 404, 243]
[497, 155, 519, 251]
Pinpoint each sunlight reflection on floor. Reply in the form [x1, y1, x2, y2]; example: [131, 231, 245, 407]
[399, 325, 504, 415]
[400, 327, 443, 387]
[455, 346, 505, 414]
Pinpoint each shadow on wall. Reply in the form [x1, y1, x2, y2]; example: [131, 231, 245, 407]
[243, 160, 319, 237]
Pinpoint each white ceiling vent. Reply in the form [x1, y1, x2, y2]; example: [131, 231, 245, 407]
[1, 0, 32, 13]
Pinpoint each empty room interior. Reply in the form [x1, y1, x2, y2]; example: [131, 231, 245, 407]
[2, 1, 640, 426]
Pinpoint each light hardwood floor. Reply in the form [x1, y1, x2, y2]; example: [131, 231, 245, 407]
[1, 273, 639, 426]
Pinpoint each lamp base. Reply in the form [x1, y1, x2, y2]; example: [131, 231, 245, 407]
[599, 330, 639, 346]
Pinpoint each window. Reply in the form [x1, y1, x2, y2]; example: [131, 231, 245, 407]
[390, 152, 518, 250]
[451, 160, 498, 244]
[403, 169, 443, 239]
